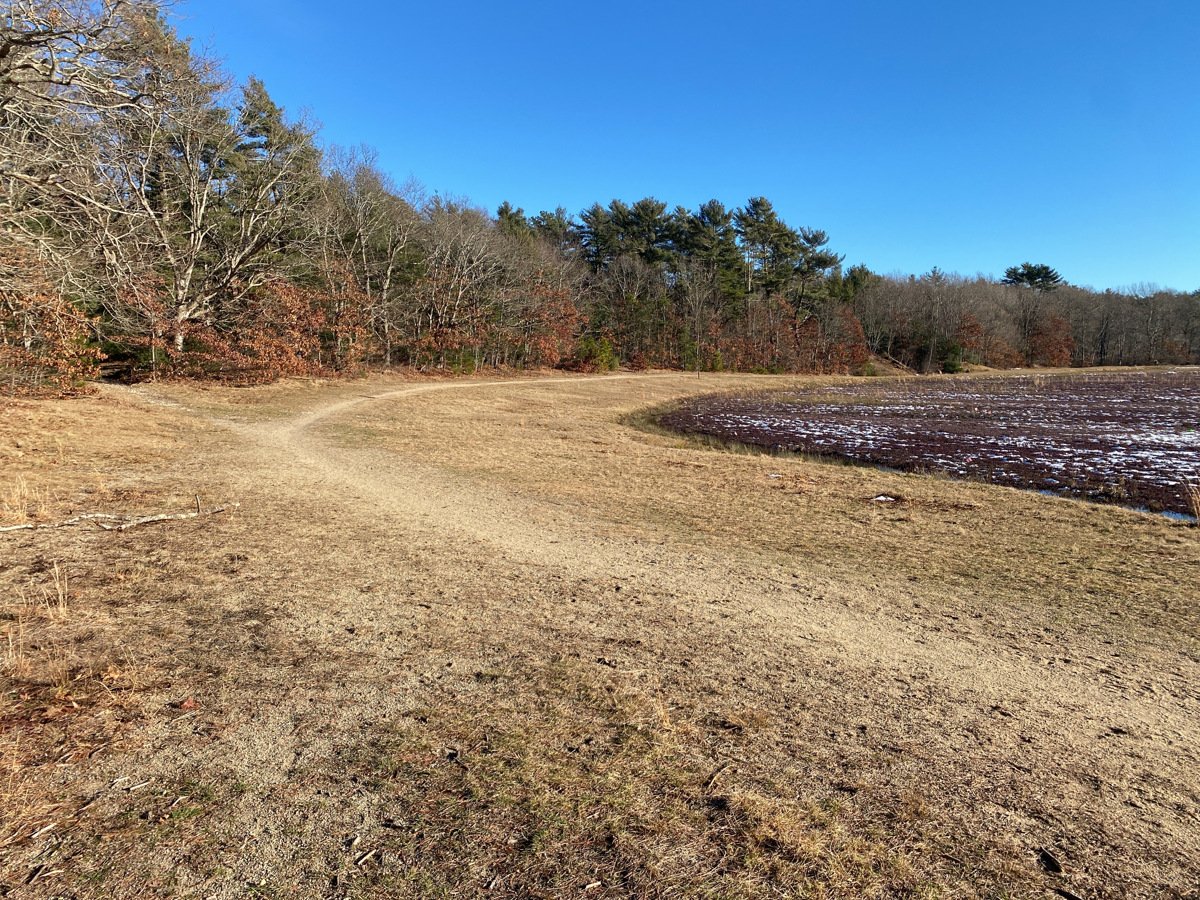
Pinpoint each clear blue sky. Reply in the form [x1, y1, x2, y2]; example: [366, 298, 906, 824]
[174, 0, 1199, 291]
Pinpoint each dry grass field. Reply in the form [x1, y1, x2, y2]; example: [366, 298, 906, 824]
[1, 371, 1197, 898]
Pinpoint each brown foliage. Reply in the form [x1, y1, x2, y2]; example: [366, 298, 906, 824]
[983, 339, 1025, 369]
[171, 281, 368, 384]
[829, 306, 871, 372]
[1028, 314, 1074, 367]
[957, 313, 985, 355]
[791, 307, 870, 374]
[0, 255, 101, 397]
[523, 281, 583, 368]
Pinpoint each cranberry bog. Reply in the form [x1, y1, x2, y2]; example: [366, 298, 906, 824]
[658, 368, 1200, 519]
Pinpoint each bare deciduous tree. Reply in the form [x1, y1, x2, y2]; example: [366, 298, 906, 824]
[3, 3, 319, 354]
[314, 147, 422, 365]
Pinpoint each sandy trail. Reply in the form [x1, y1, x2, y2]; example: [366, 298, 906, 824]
[3, 371, 1198, 898]
[281, 380, 1162, 691]
[252, 375, 1200, 887]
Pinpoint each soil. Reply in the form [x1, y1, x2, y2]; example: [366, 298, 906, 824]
[1, 370, 1198, 899]
[658, 368, 1200, 517]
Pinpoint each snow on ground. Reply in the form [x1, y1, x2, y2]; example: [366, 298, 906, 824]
[661, 370, 1200, 517]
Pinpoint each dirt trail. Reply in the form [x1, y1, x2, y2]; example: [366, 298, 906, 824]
[251, 375, 1200, 891]
[265, 378, 1187, 720]
[3, 372, 1198, 899]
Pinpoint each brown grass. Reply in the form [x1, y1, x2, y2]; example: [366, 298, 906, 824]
[0, 371, 1197, 898]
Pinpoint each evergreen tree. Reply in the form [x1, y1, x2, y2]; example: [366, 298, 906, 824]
[620, 197, 672, 265]
[529, 207, 577, 252]
[218, 77, 320, 285]
[672, 200, 744, 304]
[734, 197, 800, 297]
[1003, 262, 1064, 292]
[792, 226, 843, 308]
[496, 201, 531, 239]
[579, 202, 618, 269]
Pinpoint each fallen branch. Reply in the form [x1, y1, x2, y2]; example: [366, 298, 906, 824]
[0, 513, 123, 533]
[0, 504, 236, 533]
[95, 506, 232, 531]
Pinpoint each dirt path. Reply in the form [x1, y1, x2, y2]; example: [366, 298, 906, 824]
[2, 372, 1198, 899]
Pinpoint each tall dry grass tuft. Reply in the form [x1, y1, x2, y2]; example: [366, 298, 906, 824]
[1, 562, 69, 679]
[43, 561, 69, 621]
[0, 732, 31, 849]
[1, 475, 51, 522]
[1184, 480, 1200, 525]
[2, 616, 28, 679]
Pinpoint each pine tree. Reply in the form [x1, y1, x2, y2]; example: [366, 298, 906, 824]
[1002, 262, 1064, 292]
[734, 197, 800, 298]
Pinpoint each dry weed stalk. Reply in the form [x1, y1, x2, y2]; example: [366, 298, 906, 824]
[42, 561, 69, 620]
[2, 617, 29, 678]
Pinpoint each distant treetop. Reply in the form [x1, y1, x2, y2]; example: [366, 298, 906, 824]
[1003, 262, 1065, 292]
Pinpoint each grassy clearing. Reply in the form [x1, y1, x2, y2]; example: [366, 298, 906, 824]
[1, 373, 1197, 898]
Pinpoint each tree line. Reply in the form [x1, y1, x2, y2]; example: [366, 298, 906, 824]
[3, 1, 1198, 394]
[851, 266, 1200, 373]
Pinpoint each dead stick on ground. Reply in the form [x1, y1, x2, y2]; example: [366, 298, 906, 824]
[0, 513, 125, 533]
[95, 507, 232, 531]
[703, 761, 731, 792]
[0, 504, 237, 533]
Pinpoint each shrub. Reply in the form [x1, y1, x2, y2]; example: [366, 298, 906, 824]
[168, 281, 367, 384]
[0, 256, 102, 397]
[576, 335, 619, 372]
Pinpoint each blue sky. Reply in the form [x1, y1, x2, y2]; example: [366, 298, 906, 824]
[174, 1, 1199, 291]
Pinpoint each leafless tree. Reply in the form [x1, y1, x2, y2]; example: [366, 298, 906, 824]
[677, 257, 719, 373]
[314, 147, 423, 365]
[2, 1, 138, 294]
[411, 198, 508, 368]
[3, 1, 319, 355]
